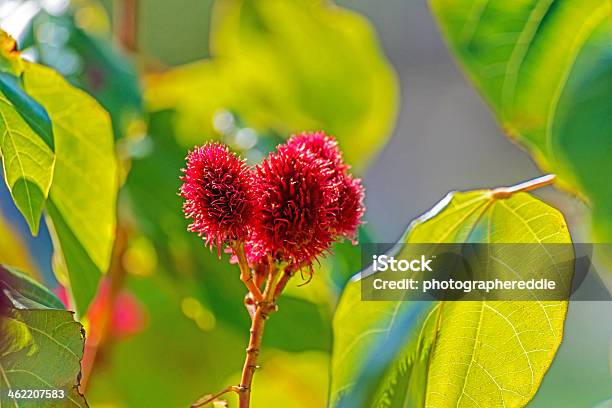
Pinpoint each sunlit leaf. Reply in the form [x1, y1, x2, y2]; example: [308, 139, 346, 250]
[430, 0, 612, 241]
[0, 28, 117, 314]
[146, 0, 398, 170]
[23, 63, 118, 316]
[0, 83, 54, 234]
[0, 31, 55, 234]
[331, 190, 571, 407]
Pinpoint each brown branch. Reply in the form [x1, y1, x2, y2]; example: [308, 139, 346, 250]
[191, 258, 293, 407]
[237, 301, 275, 408]
[236, 257, 283, 407]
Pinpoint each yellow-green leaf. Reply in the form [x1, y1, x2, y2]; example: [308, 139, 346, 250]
[23, 63, 118, 315]
[429, 0, 612, 241]
[331, 190, 571, 408]
[0, 31, 55, 235]
[0, 85, 54, 234]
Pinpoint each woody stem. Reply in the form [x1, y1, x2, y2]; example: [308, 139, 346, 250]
[238, 303, 271, 408]
[238, 258, 281, 408]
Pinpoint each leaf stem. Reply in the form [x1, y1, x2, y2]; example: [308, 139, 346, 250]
[491, 174, 556, 199]
[233, 242, 264, 302]
[191, 256, 292, 408]
[191, 385, 241, 408]
[272, 271, 292, 301]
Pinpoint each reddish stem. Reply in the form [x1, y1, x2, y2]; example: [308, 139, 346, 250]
[238, 302, 273, 408]
[191, 258, 289, 408]
[273, 271, 292, 301]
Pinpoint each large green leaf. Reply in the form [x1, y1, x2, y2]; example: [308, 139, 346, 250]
[0, 265, 87, 407]
[0, 310, 87, 407]
[0, 33, 55, 235]
[0, 85, 54, 235]
[429, 0, 612, 241]
[23, 63, 118, 315]
[146, 0, 398, 170]
[330, 190, 571, 407]
[0, 29, 117, 314]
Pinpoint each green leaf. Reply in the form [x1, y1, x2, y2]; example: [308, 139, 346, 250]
[330, 190, 571, 407]
[146, 0, 398, 170]
[0, 264, 86, 407]
[0, 73, 54, 151]
[23, 63, 118, 315]
[429, 0, 612, 241]
[0, 30, 116, 313]
[0, 265, 64, 310]
[0, 73, 55, 235]
[0, 309, 87, 407]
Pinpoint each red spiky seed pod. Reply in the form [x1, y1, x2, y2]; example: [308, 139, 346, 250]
[180, 142, 255, 254]
[250, 143, 338, 268]
[287, 131, 364, 240]
[249, 132, 365, 269]
[285, 131, 346, 170]
[333, 174, 365, 240]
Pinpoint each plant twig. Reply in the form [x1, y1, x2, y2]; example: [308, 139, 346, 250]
[272, 271, 292, 301]
[233, 242, 264, 302]
[192, 256, 286, 408]
[191, 385, 241, 408]
[238, 300, 275, 408]
[491, 174, 556, 199]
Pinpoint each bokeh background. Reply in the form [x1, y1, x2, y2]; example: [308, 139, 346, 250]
[0, 0, 610, 407]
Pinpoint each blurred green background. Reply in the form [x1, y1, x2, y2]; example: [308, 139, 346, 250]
[0, 0, 610, 407]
